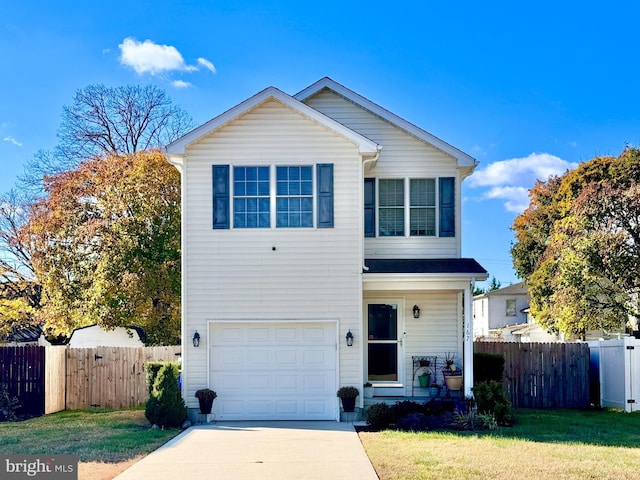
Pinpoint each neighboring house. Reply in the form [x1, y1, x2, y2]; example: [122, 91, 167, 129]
[3, 325, 51, 346]
[165, 77, 487, 421]
[473, 282, 561, 342]
[67, 325, 146, 348]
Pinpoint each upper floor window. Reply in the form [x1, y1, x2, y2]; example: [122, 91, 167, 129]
[233, 166, 270, 228]
[506, 299, 517, 317]
[410, 179, 436, 236]
[276, 166, 313, 228]
[366, 177, 454, 238]
[212, 164, 333, 230]
[379, 179, 404, 237]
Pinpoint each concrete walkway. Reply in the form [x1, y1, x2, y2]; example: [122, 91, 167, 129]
[115, 421, 378, 480]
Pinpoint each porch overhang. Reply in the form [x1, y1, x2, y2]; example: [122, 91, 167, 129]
[362, 258, 488, 290]
[362, 258, 487, 398]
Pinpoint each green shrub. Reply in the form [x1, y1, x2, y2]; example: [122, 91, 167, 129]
[145, 361, 167, 395]
[474, 352, 505, 382]
[366, 403, 393, 430]
[390, 400, 424, 423]
[472, 380, 514, 426]
[144, 362, 187, 428]
[0, 384, 21, 422]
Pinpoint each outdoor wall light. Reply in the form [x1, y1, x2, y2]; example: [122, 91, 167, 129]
[192, 331, 200, 348]
[413, 305, 421, 319]
[345, 330, 354, 347]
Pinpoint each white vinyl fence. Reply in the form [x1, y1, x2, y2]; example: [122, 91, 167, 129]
[588, 337, 640, 412]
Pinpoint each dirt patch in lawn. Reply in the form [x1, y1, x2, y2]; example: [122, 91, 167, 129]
[78, 456, 142, 480]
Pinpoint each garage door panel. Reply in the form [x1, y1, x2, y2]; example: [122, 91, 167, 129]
[210, 321, 337, 420]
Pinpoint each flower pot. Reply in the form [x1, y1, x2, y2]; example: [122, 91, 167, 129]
[364, 386, 374, 399]
[198, 397, 214, 414]
[418, 373, 431, 388]
[429, 386, 440, 397]
[340, 397, 356, 413]
[444, 374, 463, 391]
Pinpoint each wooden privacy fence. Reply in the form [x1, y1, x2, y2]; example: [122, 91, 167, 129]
[475, 342, 590, 408]
[0, 346, 45, 417]
[1, 346, 181, 415]
[65, 346, 182, 410]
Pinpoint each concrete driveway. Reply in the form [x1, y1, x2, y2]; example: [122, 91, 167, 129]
[115, 421, 378, 480]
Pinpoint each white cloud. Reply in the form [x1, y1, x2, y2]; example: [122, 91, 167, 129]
[197, 57, 216, 73]
[3, 136, 22, 147]
[467, 152, 579, 213]
[484, 186, 531, 213]
[171, 80, 192, 89]
[119, 37, 191, 75]
[118, 38, 216, 80]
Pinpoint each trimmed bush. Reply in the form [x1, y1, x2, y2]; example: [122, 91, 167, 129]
[366, 402, 393, 430]
[472, 380, 514, 426]
[145, 362, 187, 428]
[474, 352, 505, 383]
[396, 413, 430, 432]
[390, 400, 424, 423]
[145, 361, 167, 395]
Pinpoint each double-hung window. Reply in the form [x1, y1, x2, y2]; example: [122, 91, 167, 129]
[276, 166, 313, 228]
[213, 164, 333, 230]
[379, 179, 405, 237]
[410, 179, 436, 236]
[233, 166, 270, 228]
[366, 177, 455, 238]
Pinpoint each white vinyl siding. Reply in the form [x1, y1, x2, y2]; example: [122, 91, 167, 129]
[303, 90, 461, 258]
[180, 99, 363, 409]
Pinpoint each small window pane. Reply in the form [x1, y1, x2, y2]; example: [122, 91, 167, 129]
[233, 166, 270, 228]
[379, 179, 404, 207]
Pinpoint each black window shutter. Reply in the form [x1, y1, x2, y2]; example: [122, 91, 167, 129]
[364, 178, 375, 237]
[317, 164, 334, 228]
[212, 165, 230, 229]
[439, 177, 455, 237]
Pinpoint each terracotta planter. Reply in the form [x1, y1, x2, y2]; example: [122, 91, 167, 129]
[444, 375, 463, 391]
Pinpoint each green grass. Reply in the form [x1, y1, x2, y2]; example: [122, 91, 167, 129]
[359, 408, 640, 480]
[0, 408, 180, 462]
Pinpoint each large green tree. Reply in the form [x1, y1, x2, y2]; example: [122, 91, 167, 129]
[27, 151, 181, 345]
[511, 148, 640, 338]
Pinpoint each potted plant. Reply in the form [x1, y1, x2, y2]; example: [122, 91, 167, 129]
[442, 353, 463, 391]
[429, 381, 442, 397]
[194, 388, 217, 414]
[336, 386, 359, 412]
[363, 382, 374, 399]
[418, 369, 431, 388]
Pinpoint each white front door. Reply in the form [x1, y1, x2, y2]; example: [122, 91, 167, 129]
[366, 301, 404, 386]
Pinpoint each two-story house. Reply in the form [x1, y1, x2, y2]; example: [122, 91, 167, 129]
[165, 78, 487, 421]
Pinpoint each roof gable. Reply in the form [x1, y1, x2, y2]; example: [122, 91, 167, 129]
[165, 86, 380, 156]
[294, 77, 477, 176]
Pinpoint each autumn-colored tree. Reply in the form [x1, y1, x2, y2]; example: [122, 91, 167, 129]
[511, 148, 640, 338]
[27, 150, 181, 344]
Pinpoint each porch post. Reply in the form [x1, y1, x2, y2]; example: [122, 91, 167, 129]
[463, 280, 474, 397]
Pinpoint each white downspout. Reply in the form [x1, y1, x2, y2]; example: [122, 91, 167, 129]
[464, 277, 476, 397]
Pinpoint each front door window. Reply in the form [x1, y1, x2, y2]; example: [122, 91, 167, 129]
[367, 303, 400, 382]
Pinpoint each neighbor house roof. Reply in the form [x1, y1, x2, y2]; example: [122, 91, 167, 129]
[7, 325, 42, 343]
[294, 77, 477, 177]
[165, 85, 380, 158]
[364, 258, 487, 275]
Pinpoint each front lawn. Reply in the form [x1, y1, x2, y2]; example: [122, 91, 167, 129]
[0, 408, 180, 462]
[359, 408, 640, 480]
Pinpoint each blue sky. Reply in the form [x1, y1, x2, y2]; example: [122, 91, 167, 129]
[2, 1, 639, 288]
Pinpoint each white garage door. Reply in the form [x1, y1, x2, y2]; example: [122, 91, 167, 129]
[210, 321, 337, 420]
